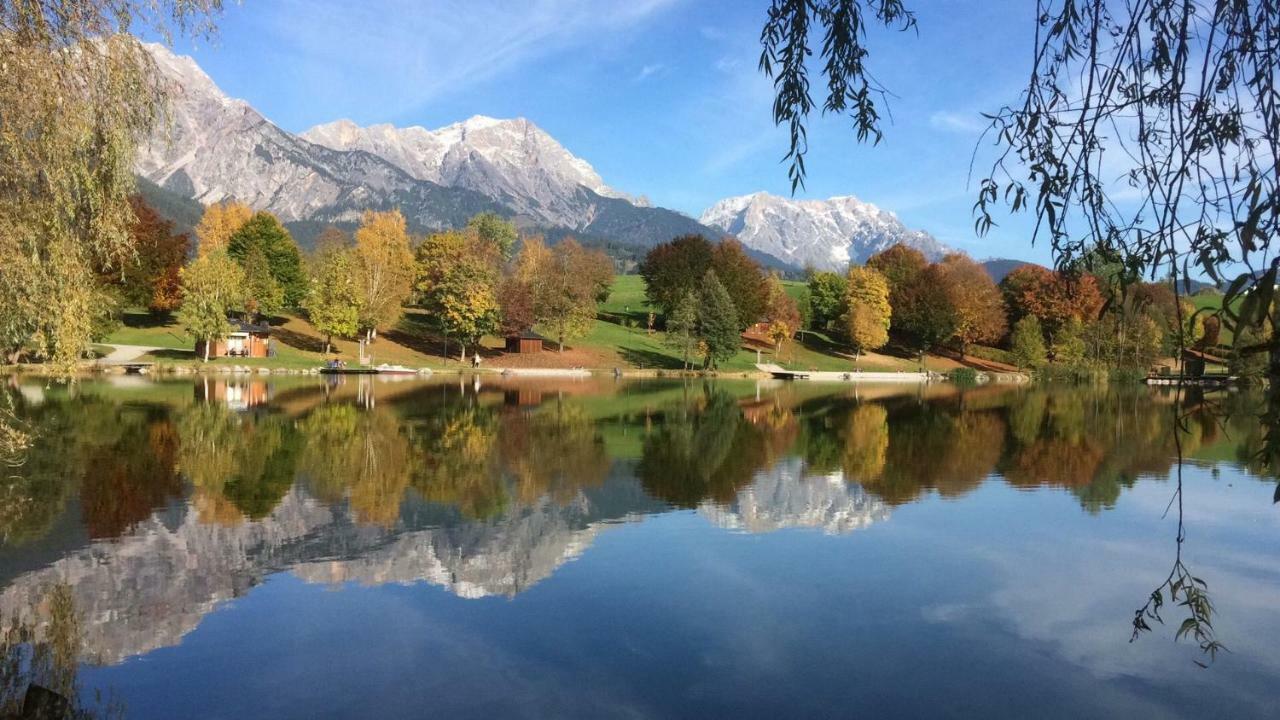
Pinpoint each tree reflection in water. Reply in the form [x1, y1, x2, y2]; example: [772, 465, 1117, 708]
[0, 377, 1277, 676]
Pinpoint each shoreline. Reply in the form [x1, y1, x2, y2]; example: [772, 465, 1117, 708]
[3, 361, 1030, 384]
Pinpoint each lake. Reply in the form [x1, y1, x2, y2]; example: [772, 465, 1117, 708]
[0, 375, 1276, 718]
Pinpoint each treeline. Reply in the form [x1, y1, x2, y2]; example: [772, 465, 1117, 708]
[803, 243, 1211, 371]
[638, 235, 800, 369]
[100, 196, 617, 361]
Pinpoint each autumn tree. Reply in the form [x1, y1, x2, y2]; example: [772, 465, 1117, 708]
[507, 237, 613, 352]
[936, 254, 1007, 351]
[664, 291, 700, 370]
[0, 0, 223, 372]
[697, 270, 740, 369]
[807, 270, 848, 332]
[867, 244, 928, 332]
[639, 234, 715, 316]
[415, 229, 502, 363]
[467, 211, 518, 260]
[711, 239, 769, 329]
[894, 264, 958, 356]
[844, 265, 890, 359]
[177, 249, 244, 362]
[1010, 315, 1047, 370]
[762, 274, 801, 357]
[305, 241, 360, 355]
[1000, 266, 1104, 341]
[228, 212, 307, 307]
[99, 196, 190, 313]
[353, 210, 415, 343]
[240, 245, 282, 324]
[195, 201, 253, 256]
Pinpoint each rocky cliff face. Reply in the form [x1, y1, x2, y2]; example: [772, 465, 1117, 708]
[138, 43, 498, 231]
[700, 192, 949, 271]
[302, 116, 647, 229]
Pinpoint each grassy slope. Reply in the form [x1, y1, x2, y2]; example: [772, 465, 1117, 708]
[103, 276, 957, 372]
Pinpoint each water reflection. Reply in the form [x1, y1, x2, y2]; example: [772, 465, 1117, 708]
[0, 377, 1275, 717]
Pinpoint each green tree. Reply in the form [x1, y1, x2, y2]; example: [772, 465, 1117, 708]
[177, 250, 244, 362]
[415, 229, 502, 362]
[664, 291, 700, 370]
[467, 211, 518, 260]
[240, 245, 283, 325]
[306, 243, 360, 355]
[639, 234, 714, 316]
[228, 212, 307, 307]
[1052, 317, 1088, 367]
[1010, 315, 1047, 370]
[697, 270, 740, 369]
[807, 270, 848, 332]
[844, 265, 891, 359]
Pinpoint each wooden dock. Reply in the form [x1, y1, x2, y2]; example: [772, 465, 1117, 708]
[756, 364, 811, 380]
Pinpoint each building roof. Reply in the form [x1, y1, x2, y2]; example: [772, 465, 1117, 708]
[507, 330, 548, 341]
[231, 319, 271, 334]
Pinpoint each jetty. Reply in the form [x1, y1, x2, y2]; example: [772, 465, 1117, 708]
[755, 364, 933, 383]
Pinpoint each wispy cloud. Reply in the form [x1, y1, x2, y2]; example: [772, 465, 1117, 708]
[249, 0, 682, 123]
[714, 56, 739, 73]
[635, 63, 666, 82]
[929, 110, 987, 134]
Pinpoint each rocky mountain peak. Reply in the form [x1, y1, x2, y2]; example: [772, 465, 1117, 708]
[700, 191, 949, 271]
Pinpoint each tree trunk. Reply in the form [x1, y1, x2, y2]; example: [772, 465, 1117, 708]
[325, 335, 332, 356]
[559, 335, 565, 353]
[203, 337, 210, 362]
[459, 343, 467, 364]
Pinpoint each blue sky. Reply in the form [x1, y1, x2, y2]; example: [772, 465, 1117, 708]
[170, 1, 1050, 263]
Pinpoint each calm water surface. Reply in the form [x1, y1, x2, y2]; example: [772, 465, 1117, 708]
[0, 375, 1277, 718]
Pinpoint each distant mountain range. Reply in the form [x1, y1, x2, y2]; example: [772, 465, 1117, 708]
[137, 43, 965, 272]
[701, 192, 949, 270]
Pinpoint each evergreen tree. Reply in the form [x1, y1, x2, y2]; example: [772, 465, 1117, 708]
[228, 212, 307, 307]
[1009, 315, 1047, 370]
[696, 270, 740, 369]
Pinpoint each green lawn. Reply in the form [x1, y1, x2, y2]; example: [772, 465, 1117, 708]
[105, 311, 192, 349]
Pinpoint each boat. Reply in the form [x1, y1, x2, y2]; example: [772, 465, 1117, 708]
[318, 366, 379, 375]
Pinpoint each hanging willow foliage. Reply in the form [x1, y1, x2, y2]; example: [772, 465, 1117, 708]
[0, 0, 223, 373]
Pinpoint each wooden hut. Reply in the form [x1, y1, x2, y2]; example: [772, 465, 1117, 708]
[505, 330, 547, 354]
[195, 320, 271, 359]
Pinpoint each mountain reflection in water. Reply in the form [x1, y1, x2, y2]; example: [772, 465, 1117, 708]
[0, 376, 1276, 719]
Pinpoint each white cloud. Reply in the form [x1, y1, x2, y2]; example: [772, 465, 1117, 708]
[634, 63, 666, 82]
[929, 110, 987, 134]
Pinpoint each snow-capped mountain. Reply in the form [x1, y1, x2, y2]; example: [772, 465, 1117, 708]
[136, 43, 712, 252]
[700, 192, 950, 271]
[302, 116, 648, 228]
[137, 43, 497, 230]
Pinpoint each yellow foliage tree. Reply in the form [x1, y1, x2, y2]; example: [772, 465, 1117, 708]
[763, 273, 801, 358]
[353, 210, 415, 343]
[844, 265, 891, 360]
[195, 201, 253, 256]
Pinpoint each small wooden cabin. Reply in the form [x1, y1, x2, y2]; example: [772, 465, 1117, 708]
[195, 320, 271, 359]
[505, 330, 546, 354]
